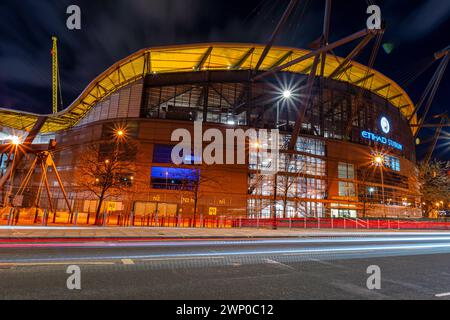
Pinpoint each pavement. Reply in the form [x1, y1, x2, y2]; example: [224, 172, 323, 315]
[1, 232, 450, 299]
[0, 226, 447, 240]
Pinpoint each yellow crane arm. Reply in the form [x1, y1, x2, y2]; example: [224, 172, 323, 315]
[51, 36, 58, 114]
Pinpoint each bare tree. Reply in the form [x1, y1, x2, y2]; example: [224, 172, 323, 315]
[179, 168, 221, 226]
[418, 160, 450, 218]
[357, 166, 377, 218]
[275, 154, 307, 219]
[75, 142, 137, 225]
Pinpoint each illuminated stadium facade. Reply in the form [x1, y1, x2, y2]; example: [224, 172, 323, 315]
[0, 43, 422, 220]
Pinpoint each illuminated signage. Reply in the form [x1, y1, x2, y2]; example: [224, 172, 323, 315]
[361, 131, 403, 151]
[380, 117, 390, 134]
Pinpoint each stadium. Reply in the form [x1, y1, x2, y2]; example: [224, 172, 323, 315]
[0, 42, 423, 223]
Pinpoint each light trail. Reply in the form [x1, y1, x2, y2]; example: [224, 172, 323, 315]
[1, 236, 450, 249]
[2, 242, 450, 265]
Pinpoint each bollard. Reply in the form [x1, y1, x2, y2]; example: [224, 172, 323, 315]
[7, 207, 14, 226]
[34, 208, 39, 224]
[129, 211, 135, 227]
[103, 211, 107, 227]
[14, 209, 20, 225]
[42, 209, 48, 226]
[73, 211, 79, 226]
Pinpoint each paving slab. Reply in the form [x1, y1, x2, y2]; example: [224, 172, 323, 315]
[0, 226, 449, 240]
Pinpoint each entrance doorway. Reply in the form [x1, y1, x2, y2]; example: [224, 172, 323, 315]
[134, 202, 178, 217]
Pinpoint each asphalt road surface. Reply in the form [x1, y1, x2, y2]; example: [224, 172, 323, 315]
[1, 232, 450, 300]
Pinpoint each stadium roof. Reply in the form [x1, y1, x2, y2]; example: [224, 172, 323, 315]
[0, 43, 418, 133]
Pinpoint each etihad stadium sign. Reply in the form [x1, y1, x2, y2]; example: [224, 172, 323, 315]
[361, 131, 403, 151]
[361, 116, 403, 151]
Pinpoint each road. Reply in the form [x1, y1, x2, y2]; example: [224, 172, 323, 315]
[1, 232, 450, 300]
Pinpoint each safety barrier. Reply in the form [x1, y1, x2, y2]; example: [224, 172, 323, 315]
[236, 218, 450, 230]
[1, 208, 450, 230]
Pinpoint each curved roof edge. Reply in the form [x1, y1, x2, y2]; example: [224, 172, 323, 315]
[0, 42, 418, 134]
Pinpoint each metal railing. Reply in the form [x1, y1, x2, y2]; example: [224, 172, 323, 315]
[1, 208, 450, 231]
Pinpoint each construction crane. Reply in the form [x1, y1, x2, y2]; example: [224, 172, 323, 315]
[51, 36, 63, 114]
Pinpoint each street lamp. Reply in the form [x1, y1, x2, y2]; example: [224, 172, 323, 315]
[116, 130, 125, 138]
[277, 90, 293, 128]
[282, 90, 292, 99]
[165, 171, 169, 189]
[115, 128, 127, 139]
[3, 135, 22, 207]
[9, 135, 21, 146]
[372, 154, 386, 218]
[374, 156, 384, 166]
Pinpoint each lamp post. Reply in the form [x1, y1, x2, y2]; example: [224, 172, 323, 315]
[114, 128, 126, 159]
[272, 90, 293, 229]
[4, 136, 21, 207]
[165, 171, 169, 189]
[277, 90, 293, 129]
[373, 155, 386, 218]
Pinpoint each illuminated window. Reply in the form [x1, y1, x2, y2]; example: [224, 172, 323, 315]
[0, 154, 12, 170]
[338, 162, 355, 179]
[153, 144, 200, 164]
[339, 181, 356, 197]
[151, 167, 199, 190]
[338, 162, 355, 197]
[385, 155, 400, 172]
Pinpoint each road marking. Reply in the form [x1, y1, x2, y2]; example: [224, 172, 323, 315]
[283, 249, 369, 256]
[121, 259, 135, 265]
[142, 256, 225, 262]
[265, 259, 297, 271]
[435, 292, 450, 298]
[0, 262, 115, 267]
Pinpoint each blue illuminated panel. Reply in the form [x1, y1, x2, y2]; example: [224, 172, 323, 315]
[361, 131, 403, 151]
[151, 167, 199, 190]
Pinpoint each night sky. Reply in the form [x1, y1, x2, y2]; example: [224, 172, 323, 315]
[0, 0, 449, 160]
